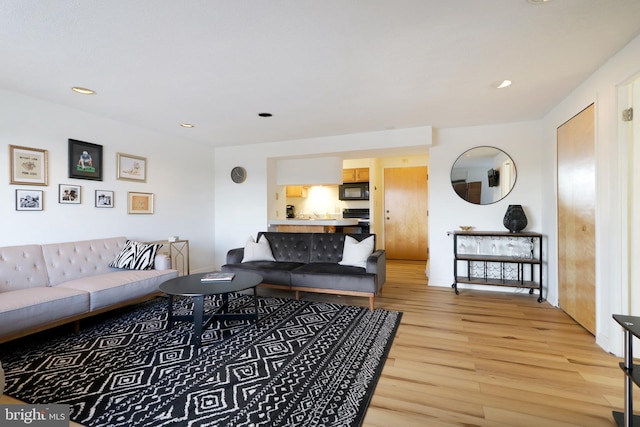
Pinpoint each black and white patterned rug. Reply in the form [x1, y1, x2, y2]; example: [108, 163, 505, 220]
[1, 295, 401, 427]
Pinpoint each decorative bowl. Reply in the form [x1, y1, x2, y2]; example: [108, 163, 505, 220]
[459, 226, 474, 231]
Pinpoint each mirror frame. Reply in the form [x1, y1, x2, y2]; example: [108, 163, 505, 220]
[450, 146, 516, 205]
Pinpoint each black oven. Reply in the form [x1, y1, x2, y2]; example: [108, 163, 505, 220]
[339, 183, 369, 200]
[343, 208, 370, 234]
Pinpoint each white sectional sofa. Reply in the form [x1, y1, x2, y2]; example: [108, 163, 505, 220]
[0, 236, 178, 344]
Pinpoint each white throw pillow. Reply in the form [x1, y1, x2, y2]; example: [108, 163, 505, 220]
[242, 235, 276, 262]
[339, 235, 374, 269]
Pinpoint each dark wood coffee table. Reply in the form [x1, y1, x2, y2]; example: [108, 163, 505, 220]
[159, 271, 263, 352]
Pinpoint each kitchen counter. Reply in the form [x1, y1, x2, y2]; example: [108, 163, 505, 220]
[269, 219, 359, 226]
[268, 218, 359, 233]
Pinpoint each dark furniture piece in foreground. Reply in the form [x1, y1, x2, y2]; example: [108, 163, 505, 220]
[222, 232, 386, 311]
[613, 314, 640, 426]
[159, 271, 262, 352]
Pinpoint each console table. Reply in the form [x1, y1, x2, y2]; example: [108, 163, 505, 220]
[451, 230, 543, 302]
[612, 314, 640, 426]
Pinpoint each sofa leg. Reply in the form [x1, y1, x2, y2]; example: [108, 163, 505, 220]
[74, 320, 81, 333]
[369, 296, 374, 312]
[295, 290, 301, 300]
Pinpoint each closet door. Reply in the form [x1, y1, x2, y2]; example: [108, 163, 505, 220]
[557, 103, 596, 334]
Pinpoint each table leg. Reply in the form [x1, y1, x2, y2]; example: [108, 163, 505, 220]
[222, 293, 229, 314]
[193, 295, 204, 351]
[253, 287, 259, 325]
[166, 295, 174, 330]
[625, 329, 633, 427]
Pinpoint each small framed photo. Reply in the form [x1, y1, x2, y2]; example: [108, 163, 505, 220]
[128, 191, 154, 214]
[95, 190, 114, 208]
[59, 184, 81, 204]
[16, 189, 43, 211]
[68, 139, 103, 181]
[117, 153, 147, 182]
[10, 145, 48, 186]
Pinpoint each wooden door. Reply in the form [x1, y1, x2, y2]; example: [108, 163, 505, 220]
[557, 103, 596, 334]
[384, 167, 428, 260]
[466, 181, 482, 204]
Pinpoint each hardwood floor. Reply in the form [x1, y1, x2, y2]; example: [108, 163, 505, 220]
[0, 260, 630, 426]
[363, 260, 626, 427]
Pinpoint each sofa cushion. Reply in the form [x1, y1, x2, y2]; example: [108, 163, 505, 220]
[109, 240, 163, 270]
[242, 235, 276, 262]
[0, 244, 48, 292]
[257, 232, 312, 263]
[42, 237, 128, 285]
[339, 235, 374, 268]
[307, 233, 376, 264]
[58, 269, 178, 311]
[0, 287, 90, 338]
[291, 263, 377, 293]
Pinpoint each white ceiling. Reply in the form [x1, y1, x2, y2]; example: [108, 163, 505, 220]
[1, 0, 640, 148]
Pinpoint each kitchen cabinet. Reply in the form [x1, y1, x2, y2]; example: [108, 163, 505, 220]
[276, 225, 337, 233]
[342, 168, 369, 183]
[286, 185, 307, 198]
[451, 230, 543, 302]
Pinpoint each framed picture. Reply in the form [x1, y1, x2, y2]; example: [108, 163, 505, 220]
[95, 190, 114, 208]
[128, 191, 154, 214]
[9, 145, 48, 186]
[117, 153, 147, 182]
[68, 139, 103, 181]
[59, 184, 81, 204]
[16, 189, 43, 211]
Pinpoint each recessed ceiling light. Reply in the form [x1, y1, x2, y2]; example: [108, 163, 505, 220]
[71, 86, 96, 95]
[258, 112, 273, 117]
[496, 80, 512, 89]
[180, 123, 194, 128]
[527, 0, 551, 4]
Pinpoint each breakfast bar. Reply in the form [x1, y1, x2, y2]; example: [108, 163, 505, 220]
[268, 218, 359, 233]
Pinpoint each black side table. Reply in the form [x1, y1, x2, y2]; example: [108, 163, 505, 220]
[613, 314, 640, 426]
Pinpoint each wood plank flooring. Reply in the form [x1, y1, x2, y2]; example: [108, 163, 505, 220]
[363, 260, 626, 427]
[1, 260, 631, 426]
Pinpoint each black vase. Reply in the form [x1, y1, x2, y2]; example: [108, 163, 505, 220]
[503, 205, 527, 233]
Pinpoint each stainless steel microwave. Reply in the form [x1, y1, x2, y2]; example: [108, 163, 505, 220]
[339, 183, 369, 200]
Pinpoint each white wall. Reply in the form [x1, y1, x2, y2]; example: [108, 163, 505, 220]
[428, 121, 544, 289]
[0, 89, 216, 272]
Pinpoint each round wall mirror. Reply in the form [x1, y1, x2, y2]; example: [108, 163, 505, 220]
[450, 146, 516, 205]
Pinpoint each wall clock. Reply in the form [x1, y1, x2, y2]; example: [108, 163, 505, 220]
[231, 166, 247, 183]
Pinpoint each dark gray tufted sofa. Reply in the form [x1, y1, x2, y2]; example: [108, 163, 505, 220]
[222, 232, 386, 311]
